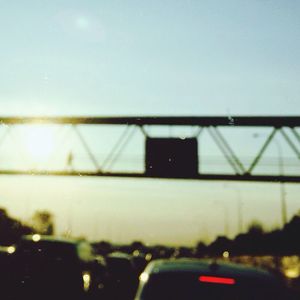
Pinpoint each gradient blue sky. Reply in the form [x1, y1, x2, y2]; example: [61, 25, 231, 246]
[0, 0, 300, 245]
[1, 0, 300, 116]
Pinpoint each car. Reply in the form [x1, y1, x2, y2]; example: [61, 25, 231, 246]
[105, 252, 136, 300]
[134, 258, 293, 300]
[0, 245, 16, 297]
[9, 234, 105, 300]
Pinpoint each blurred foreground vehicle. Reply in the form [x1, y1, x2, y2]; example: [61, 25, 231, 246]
[0, 245, 16, 297]
[9, 235, 105, 300]
[105, 252, 136, 300]
[135, 259, 295, 300]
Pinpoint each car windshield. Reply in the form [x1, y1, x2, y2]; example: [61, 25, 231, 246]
[0, 1, 299, 300]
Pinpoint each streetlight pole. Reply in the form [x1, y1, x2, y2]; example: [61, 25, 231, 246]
[274, 139, 287, 227]
[236, 188, 243, 233]
[224, 205, 229, 237]
[223, 185, 243, 235]
[253, 133, 287, 227]
[214, 200, 229, 237]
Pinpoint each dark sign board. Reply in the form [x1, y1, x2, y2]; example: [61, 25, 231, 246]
[145, 138, 198, 177]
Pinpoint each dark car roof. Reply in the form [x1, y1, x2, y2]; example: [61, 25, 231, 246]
[145, 259, 277, 282]
[18, 235, 94, 263]
[21, 235, 80, 245]
[136, 259, 290, 300]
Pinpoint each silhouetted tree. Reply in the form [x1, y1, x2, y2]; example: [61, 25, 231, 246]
[208, 236, 233, 256]
[32, 210, 54, 235]
[195, 241, 208, 258]
[282, 214, 300, 254]
[0, 208, 33, 245]
[129, 241, 146, 254]
[203, 213, 300, 256]
[247, 220, 264, 235]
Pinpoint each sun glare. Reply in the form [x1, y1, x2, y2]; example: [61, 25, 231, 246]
[22, 126, 57, 164]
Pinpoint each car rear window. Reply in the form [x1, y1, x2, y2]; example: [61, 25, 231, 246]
[139, 272, 286, 300]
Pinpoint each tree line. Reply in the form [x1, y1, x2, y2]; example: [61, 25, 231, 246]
[0, 208, 54, 245]
[195, 212, 300, 257]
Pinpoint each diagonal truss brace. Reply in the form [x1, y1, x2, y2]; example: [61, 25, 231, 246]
[103, 126, 136, 171]
[247, 128, 277, 174]
[291, 128, 300, 145]
[72, 125, 102, 172]
[208, 127, 241, 174]
[207, 127, 246, 174]
[280, 128, 300, 160]
[213, 127, 246, 174]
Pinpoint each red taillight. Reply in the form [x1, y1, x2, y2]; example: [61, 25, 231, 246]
[199, 275, 235, 285]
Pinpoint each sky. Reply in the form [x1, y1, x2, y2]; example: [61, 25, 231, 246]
[0, 0, 300, 245]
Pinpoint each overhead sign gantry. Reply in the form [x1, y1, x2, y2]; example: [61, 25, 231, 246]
[0, 116, 299, 182]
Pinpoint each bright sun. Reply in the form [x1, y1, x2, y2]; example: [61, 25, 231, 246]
[22, 126, 57, 164]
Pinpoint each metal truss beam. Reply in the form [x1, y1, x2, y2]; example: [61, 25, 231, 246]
[0, 170, 299, 183]
[0, 116, 299, 183]
[1, 116, 300, 127]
